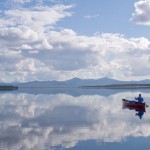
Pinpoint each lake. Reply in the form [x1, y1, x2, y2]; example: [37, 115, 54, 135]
[0, 88, 150, 150]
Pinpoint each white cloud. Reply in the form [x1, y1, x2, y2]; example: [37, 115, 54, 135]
[84, 14, 100, 19]
[13, 0, 31, 4]
[6, 0, 32, 9]
[2, 5, 73, 30]
[0, 26, 38, 42]
[16, 58, 37, 72]
[20, 44, 33, 50]
[131, 0, 150, 25]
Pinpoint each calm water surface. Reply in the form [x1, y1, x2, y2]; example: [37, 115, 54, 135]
[0, 88, 150, 150]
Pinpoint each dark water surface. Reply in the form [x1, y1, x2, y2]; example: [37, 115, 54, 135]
[0, 88, 150, 150]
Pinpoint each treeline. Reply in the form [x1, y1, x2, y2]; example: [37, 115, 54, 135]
[0, 86, 18, 90]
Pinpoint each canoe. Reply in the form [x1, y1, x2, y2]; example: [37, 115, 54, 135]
[122, 98, 147, 112]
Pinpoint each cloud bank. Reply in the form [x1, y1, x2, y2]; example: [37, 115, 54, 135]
[0, 0, 150, 82]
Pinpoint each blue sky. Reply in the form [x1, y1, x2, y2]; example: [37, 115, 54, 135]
[57, 0, 150, 38]
[0, 0, 150, 82]
[59, 0, 135, 35]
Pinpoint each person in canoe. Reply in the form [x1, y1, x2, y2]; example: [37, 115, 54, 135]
[135, 94, 144, 103]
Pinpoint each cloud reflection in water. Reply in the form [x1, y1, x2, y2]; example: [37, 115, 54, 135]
[0, 90, 150, 149]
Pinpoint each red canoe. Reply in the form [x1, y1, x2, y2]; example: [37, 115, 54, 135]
[122, 98, 148, 112]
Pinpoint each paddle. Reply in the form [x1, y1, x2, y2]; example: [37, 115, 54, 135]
[146, 104, 149, 108]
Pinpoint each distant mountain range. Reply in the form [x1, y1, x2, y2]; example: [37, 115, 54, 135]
[1, 77, 150, 96]
[14, 77, 150, 87]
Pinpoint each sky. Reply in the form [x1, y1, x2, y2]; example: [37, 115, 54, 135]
[0, 0, 150, 82]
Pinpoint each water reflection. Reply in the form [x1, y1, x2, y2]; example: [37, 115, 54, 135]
[0, 90, 150, 149]
[136, 110, 144, 119]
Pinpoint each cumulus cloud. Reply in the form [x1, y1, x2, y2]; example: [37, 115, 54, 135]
[0, 26, 38, 42]
[131, 0, 150, 25]
[2, 5, 72, 29]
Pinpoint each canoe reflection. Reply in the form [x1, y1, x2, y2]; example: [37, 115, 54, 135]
[122, 99, 148, 119]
